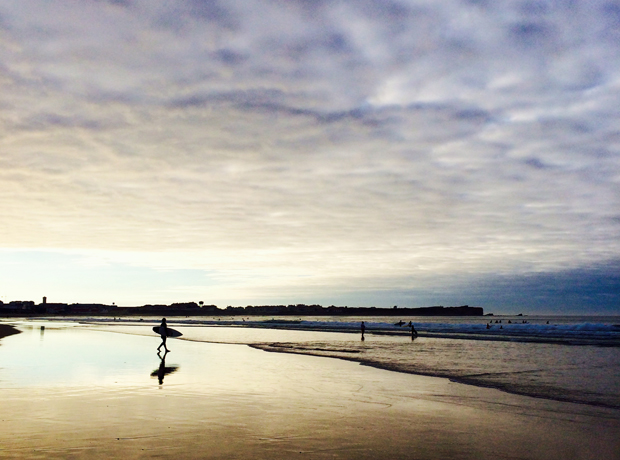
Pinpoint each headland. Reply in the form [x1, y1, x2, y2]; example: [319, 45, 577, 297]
[0, 301, 483, 317]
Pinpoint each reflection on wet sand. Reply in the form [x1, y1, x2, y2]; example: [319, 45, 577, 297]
[151, 351, 179, 384]
[0, 322, 618, 459]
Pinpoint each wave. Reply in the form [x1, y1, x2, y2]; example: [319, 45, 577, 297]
[69, 315, 620, 346]
[47, 316, 620, 411]
[250, 340, 620, 410]
[174, 318, 620, 346]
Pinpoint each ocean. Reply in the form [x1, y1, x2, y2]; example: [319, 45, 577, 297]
[48, 314, 620, 410]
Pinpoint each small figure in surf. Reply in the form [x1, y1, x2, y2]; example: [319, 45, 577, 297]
[361, 321, 366, 341]
[157, 317, 170, 353]
[408, 321, 418, 339]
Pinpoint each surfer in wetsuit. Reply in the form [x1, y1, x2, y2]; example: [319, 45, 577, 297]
[157, 318, 170, 353]
[409, 321, 418, 339]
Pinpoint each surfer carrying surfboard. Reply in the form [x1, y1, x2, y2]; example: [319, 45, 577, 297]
[157, 318, 170, 353]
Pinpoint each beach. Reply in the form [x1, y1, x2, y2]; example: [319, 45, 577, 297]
[1, 320, 618, 459]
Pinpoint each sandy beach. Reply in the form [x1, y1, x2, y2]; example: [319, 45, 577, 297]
[1, 321, 618, 459]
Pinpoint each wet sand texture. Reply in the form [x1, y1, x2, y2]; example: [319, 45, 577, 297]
[0, 324, 618, 459]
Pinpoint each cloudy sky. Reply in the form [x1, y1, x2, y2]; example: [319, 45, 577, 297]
[1, 0, 619, 313]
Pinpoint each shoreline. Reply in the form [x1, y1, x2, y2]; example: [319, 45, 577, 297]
[1, 322, 618, 459]
[8, 319, 620, 409]
[17, 315, 620, 347]
[250, 342, 620, 410]
[0, 324, 21, 341]
[232, 324, 620, 346]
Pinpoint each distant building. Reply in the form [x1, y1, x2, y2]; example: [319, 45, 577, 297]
[1, 301, 35, 313]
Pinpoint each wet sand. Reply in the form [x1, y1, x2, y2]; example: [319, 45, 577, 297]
[0, 322, 618, 459]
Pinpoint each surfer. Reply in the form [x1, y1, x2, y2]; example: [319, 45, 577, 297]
[157, 318, 170, 353]
[409, 321, 418, 339]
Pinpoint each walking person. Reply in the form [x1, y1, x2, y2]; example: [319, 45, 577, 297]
[409, 321, 418, 339]
[361, 321, 366, 341]
[157, 318, 170, 353]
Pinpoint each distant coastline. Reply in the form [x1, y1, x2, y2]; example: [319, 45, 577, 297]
[0, 301, 482, 317]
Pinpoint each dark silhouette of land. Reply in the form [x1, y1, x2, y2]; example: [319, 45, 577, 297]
[0, 324, 21, 340]
[1, 299, 483, 317]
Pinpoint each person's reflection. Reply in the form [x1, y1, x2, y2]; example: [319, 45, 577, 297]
[151, 351, 179, 385]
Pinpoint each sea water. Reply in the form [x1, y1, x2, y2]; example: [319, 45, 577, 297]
[3, 322, 619, 460]
[20, 315, 620, 409]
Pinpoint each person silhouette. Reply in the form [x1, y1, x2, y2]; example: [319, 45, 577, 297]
[410, 322, 418, 339]
[361, 321, 366, 341]
[157, 318, 170, 353]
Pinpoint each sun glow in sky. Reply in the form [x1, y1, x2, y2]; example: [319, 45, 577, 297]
[1, 0, 619, 313]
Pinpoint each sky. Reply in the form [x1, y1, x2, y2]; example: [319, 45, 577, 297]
[1, 0, 619, 314]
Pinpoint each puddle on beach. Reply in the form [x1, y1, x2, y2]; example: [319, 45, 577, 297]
[0, 322, 618, 459]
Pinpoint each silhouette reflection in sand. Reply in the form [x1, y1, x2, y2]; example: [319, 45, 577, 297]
[151, 351, 179, 385]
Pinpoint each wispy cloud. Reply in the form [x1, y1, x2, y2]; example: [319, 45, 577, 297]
[0, 0, 618, 309]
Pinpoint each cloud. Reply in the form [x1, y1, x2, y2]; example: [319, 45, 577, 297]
[0, 0, 619, 308]
[450, 260, 620, 314]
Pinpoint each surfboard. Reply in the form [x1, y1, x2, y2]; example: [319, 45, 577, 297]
[152, 326, 183, 338]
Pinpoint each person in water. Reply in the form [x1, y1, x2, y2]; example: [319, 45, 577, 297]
[157, 317, 170, 353]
